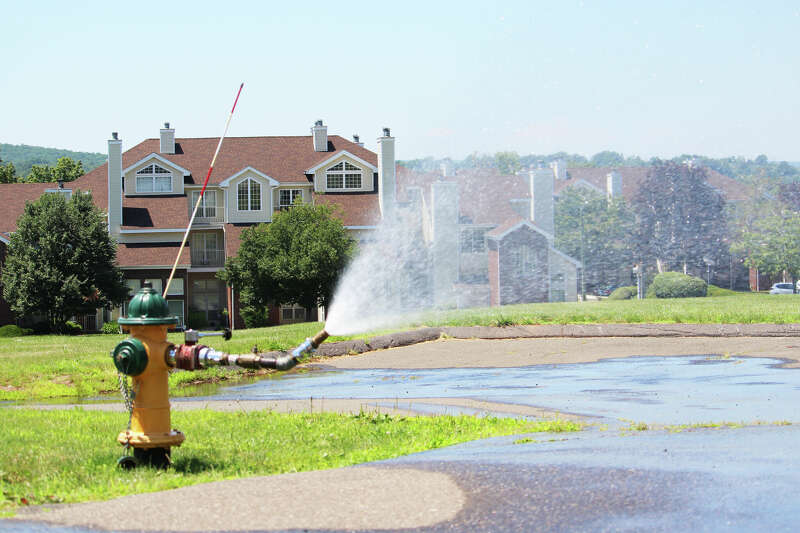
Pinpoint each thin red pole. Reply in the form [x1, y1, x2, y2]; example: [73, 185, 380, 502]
[163, 83, 244, 297]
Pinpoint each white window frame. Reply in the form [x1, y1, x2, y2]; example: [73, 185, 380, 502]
[279, 189, 303, 209]
[135, 164, 173, 193]
[237, 178, 261, 211]
[325, 161, 362, 190]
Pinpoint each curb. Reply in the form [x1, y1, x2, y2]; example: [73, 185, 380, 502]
[288, 323, 800, 360]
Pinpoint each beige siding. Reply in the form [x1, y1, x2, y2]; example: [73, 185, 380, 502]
[313, 155, 375, 193]
[124, 158, 185, 197]
[225, 172, 273, 224]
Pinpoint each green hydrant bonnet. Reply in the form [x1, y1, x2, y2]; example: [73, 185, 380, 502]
[118, 283, 179, 325]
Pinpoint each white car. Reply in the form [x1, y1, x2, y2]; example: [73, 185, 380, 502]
[769, 283, 795, 294]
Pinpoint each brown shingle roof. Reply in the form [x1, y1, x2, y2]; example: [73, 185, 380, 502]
[121, 196, 190, 229]
[101, 135, 377, 186]
[116, 242, 190, 268]
[313, 193, 381, 226]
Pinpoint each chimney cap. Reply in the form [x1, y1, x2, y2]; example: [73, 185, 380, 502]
[111, 132, 119, 140]
[314, 120, 323, 127]
[353, 134, 360, 143]
[383, 127, 391, 137]
[163, 122, 170, 129]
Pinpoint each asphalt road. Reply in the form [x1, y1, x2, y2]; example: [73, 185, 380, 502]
[5, 332, 800, 532]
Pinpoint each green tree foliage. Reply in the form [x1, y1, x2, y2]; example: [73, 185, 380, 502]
[21, 157, 84, 183]
[494, 151, 522, 175]
[0, 161, 17, 183]
[0, 143, 105, 178]
[730, 176, 800, 281]
[25, 164, 54, 183]
[590, 151, 625, 167]
[1, 191, 128, 332]
[632, 162, 727, 273]
[52, 157, 85, 182]
[219, 202, 355, 319]
[554, 187, 636, 292]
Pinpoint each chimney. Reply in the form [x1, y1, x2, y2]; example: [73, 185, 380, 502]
[529, 166, 554, 237]
[377, 127, 396, 218]
[159, 122, 175, 154]
[551, 159, 567, 180]
[606, 170, 622, 200]
[107, 132, 123, 236]
[440, 162, 448, 178]
[431, 180, 459, 308]
[312, 120, 328, 152]
[352, 134, 364, 147]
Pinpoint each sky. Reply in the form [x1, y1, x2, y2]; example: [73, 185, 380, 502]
[2, 0, 799, 162]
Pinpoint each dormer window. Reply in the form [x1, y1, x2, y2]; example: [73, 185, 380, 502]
[136, 164, 172, 193]
[326, 161, 362, 189]
[237, 178, 261, 211]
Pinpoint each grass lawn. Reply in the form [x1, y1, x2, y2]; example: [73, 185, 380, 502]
[0, 408, 580, 513]
[1, 291, 798, 402]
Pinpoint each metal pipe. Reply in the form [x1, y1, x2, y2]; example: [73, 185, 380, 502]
[166, 329, 329, 373]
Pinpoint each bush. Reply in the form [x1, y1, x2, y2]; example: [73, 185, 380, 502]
[187, 311, 208, 330]
[608, 286, 637, 300]
[240, 305, 270, 329]
[0, 324, 32, 337]
[63, 320, 82, 335]
[646, 272, 707, 299]
[101, 320, 121, 334]
[707, 284, 737, 297]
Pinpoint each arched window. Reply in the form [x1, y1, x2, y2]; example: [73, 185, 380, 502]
[237, 178, 261, 211]
[326, 161, 362, 189]
[136, 164, 173, 193]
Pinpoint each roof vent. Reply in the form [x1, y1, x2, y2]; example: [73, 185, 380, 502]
[353, 134, 359, 143]
[112, 132, 118, 140]
[164, 122, 170, 128]
[383, 127, 391, 137]
[315, 119, 323, 127]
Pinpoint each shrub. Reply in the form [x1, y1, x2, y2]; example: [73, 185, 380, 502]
[608, 286, 637, 300]
[241, 305, 270, 329]
[101, 320, 121, 334]
[187, 311, 208, 330]
[63, 320, 83, 335]
[647, 272, 707, 298]
[707, 284, 737, 297]
[0, 324, 32, 337]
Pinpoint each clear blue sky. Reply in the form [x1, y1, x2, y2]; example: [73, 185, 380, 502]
[2, 0, 798, 161]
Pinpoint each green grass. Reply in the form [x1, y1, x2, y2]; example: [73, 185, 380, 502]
[0, 408, 580, 513]
[1, 292, 798, 402]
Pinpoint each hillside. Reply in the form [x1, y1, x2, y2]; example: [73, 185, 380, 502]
[0, 143, 106, 177]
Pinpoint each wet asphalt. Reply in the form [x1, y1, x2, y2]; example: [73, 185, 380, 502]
[4, 330, 800, 532]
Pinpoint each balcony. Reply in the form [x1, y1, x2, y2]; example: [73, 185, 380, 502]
[191, 248, 225, 267]
[191, 208, 225, 225]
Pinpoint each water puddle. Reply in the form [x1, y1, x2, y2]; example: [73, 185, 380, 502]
[192, 355, 800, 425]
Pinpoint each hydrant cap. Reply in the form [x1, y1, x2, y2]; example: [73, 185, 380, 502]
[118, 283, 179, 326]
[111, 338, 148, 376]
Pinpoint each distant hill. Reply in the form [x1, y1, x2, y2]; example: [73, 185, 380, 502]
[0, 143, 106, 178]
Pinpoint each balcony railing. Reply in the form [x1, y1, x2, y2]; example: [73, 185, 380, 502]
[191, 249, 225, 267]
[190, 206, 225, 225]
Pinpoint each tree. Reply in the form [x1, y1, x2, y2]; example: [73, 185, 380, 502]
[25, 164, 54, 183]
[1, 191, 128, 332]
[632, 162, 727, 273]
[52, 157, 84, 182]
[590, 151, 625, 167]
[730, 174, 800, 282]
[555, 187, 636, 292]
[219, 202, 355, 319]
[494, 151, 522, 175]
[0, 161, 16, 183]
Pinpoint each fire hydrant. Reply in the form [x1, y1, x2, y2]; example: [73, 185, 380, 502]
[111, 282, 329, 469]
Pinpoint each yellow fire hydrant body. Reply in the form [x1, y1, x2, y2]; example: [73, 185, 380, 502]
[112, 283, 183, 467]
